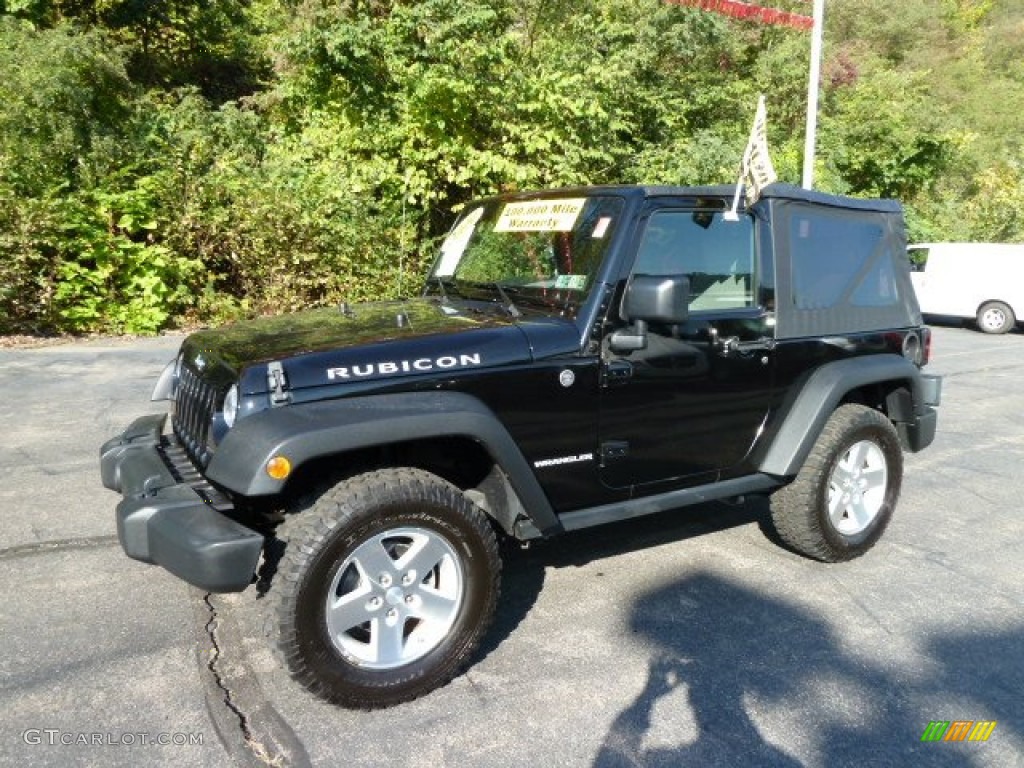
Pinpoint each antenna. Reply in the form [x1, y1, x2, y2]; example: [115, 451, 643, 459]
[398, 169, 411, 299]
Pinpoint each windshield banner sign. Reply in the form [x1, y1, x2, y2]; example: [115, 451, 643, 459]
[494, 199, 586, 232]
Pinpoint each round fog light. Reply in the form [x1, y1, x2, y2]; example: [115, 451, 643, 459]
[266, 456, 292, 480]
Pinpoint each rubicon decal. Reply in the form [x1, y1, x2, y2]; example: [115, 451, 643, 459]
[533, 453, 594, 468]
[327, 353, 483, 380]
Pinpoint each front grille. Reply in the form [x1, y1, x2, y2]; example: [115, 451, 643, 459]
[173, 364, 218, 467]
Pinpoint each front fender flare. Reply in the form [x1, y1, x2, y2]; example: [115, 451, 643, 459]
[205, 392, 562, 536]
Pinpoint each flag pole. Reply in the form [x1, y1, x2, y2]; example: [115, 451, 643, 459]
[801, 0, 825, 189]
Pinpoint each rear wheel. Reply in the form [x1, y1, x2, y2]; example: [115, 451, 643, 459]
[267, 468, 500, 708]
[977, 301, 1015, 334]
[769, 405, 903, 562]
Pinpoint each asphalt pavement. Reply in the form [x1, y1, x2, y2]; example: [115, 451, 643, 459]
[1, 324, 1022, 767]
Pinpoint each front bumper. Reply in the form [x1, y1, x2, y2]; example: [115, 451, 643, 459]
[100, 414, 263, 592]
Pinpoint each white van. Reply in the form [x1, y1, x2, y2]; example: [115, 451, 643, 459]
[908, 242, 1024, 334]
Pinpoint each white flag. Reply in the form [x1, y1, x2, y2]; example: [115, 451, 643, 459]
[726, 95, 778, 220]
[742, 94, 778, 205]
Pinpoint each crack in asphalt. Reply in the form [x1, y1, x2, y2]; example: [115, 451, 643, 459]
[199, 593, 290, 768]
[203, 595, 257, 746]
[12, 531, 310, 766]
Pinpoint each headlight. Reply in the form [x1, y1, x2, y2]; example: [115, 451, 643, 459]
[222, 384, 239, 428]
[151, 357, 180, 402]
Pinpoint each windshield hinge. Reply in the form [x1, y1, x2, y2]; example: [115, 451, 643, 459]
[267, 361, 291, 406]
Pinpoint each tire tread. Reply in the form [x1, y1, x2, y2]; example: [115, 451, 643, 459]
[262, 467, 500, 709]
[770, 404, 902, 563]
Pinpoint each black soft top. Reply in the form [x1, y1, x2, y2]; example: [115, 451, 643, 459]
[468, 182, 918, 338]
[755, 183, 903, 213]
[494, 182, 902, 214]
[758, 186, 920, 338]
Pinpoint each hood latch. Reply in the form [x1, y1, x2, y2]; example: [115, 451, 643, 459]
[267, 361, 291, 406]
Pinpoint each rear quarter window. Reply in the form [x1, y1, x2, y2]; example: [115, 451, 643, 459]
[790, 213, 899, 309]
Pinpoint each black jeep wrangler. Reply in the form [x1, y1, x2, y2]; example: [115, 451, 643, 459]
[101, 183, 941, 708]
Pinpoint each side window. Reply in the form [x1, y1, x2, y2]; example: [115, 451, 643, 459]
[907, 247, 929, 272]
[633, 210, 756, 311]
[790, 212, 898, 309]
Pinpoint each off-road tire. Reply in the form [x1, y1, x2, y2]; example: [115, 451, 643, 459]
[266, 468, 500, 709]
[976, 301, 1015, 334]
[769, 404, 903, 562]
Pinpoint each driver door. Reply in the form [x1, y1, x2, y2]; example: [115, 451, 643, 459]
[598, 204, 776, 490]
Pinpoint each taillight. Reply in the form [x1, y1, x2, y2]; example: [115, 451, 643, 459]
[921, 327, 932, 366]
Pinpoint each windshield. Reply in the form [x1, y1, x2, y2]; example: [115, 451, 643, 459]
[428, 195, 625, 316]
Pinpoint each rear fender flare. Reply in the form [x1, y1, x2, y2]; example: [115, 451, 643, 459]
[757, 354, 925, 478]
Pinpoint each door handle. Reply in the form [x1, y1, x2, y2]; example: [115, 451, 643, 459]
[733, 338, 776, 353]
[712, 332, 776, 356]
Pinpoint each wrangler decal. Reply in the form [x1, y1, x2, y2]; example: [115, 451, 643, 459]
[533, 453, 594, 469]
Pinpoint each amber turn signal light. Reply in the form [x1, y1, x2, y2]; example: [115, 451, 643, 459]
[266, 455, 292, 480]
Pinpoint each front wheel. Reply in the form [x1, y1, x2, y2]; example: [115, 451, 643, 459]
[769, 405, 903, 562]
[267, 468, 501, 708]
[977, 301, 1015, 334]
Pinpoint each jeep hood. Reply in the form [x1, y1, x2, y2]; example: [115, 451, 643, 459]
[181, 299, 552, 394]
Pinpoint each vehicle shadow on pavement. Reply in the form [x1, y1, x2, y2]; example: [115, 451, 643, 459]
[472, 542, 547, 662]
[592, 571, 1022, 767]
[475, 500, 766, 663]
[527, 498, 766, 569]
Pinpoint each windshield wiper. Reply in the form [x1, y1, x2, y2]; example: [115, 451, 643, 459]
[489, 282, 522, 319]
[445, 279, 522, 318]
[431, 275, 453, 304]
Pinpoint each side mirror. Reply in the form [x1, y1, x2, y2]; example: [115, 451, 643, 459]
[623, 274, 691, 324]
[610, 275, 690, 353]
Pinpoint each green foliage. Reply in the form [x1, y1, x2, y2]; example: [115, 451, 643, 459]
[0, 22, 211, 333]
[455, 228, 551, 284]
[828, 0, 949, 67]
[1, 0, 268, 101]
[271, 1, 741, 202]
[2, 0, 1023, 337]
[0, 19, 133, 332]
[963, 163, 1024, 243]
[0, 19, 134, 197]
[50, 185, 204, 334]
[943, 0, 996, 34]
[131, 92, 425, 315]
[817, 67, 957, 199]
